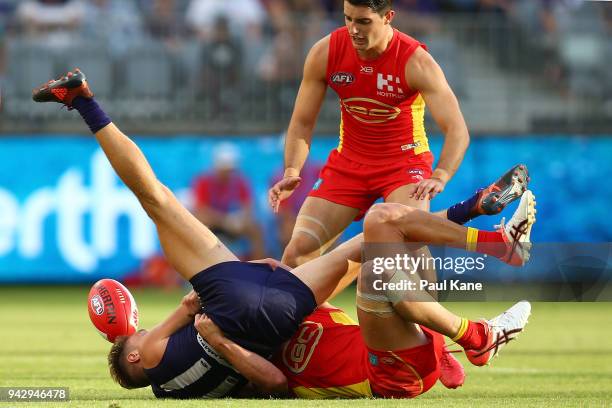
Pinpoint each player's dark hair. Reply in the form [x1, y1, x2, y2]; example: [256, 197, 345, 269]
[108, 336, 150, 389]
[347, 0, 392, 15]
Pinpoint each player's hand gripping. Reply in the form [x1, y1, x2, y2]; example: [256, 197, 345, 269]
[412, 177, 446, 200]
[181, 290, 201, 318]
[194, 313, 224, 342]
[268, 176, 302, 213]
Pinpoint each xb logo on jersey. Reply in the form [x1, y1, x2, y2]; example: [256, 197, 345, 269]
[360, 66, 374, 74]
[341, 97, 401, 124]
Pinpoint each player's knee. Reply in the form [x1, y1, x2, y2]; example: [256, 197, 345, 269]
[282, 234, 321, 267]
[365, 203, 406, 230]
[369, 202, 414, 220]
[140, 183, 172, 220]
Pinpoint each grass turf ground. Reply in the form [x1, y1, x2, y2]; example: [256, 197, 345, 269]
[0, 286, 611, 408]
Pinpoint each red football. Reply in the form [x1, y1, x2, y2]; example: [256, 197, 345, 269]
[87, 279, 139, 343]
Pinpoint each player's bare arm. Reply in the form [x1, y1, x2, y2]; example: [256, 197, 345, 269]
[146, 290, 201, 341]
[268, 36, 329, 212]
[194, 314, 289, 395]
[405, 47, 470, 200]
[139, 291, 201, 367]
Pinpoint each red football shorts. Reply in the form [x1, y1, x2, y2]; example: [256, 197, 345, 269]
[366, 327, 444, 398]
[308, 149, 434, 220]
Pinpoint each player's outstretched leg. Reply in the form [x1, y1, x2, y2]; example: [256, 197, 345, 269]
[392, 298, 531, 367]
[359, 266, 532, 369]
[360, 200, 533, 368]
[364, 190, 536, 266]
[446, 164, 530, 225]
[33, 69, 238, 281]
[356, 265, 531, 398]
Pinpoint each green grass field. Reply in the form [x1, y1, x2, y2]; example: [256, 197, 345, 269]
[1, 286, 611, 408]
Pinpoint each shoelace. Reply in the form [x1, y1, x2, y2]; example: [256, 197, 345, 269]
[496, 216, 529, 264]
[471, 327, 522, 358]
[443, 344, 463, 354]
[440, 347, 463, 372]
[507, 220, 529, 262]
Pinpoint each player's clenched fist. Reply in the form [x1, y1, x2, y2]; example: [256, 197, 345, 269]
[181, 290, 201, 318]
[194, 313, 223, 341]
[268, 176, 302, 213]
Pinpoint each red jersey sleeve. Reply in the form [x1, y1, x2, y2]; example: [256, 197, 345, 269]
[193, 176, 211, 209]
[237, 175, 252, 206]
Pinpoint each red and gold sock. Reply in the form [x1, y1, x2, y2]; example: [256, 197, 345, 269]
[466, 227, 506, 259]
[452, 318, 487, 350]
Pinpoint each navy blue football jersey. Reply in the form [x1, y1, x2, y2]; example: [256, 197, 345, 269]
[144, 324, 246, 399]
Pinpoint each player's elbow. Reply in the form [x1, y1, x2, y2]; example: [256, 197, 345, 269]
[453, 125, 470, 146]
[257, 372, 288, 395]
[442, 120, 470, 146]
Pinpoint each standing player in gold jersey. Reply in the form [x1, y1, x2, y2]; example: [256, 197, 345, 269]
[269, 0, 471, 267]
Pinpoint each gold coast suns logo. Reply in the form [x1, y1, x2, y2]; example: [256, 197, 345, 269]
[281, 321, 323, 374]
[341, 97, 401, 124]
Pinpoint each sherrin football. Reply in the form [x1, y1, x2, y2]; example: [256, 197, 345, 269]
[87, 279, 139, 343]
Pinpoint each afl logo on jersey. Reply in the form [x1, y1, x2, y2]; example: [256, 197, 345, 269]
[331, 72, 354, 86]
[341, 97, 401, 124]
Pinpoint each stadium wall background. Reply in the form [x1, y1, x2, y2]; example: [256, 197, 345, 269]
[0, 134, 609, 283]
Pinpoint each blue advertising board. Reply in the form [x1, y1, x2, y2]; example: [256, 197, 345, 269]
[0, 135, 610, 282]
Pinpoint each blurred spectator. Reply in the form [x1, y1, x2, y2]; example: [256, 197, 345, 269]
[513, 0, 566, 87]
[257, 18, 301, 83]
[0, 0, 17, 32]
[271, 159, 322, 249]
[17, 0, 85, 48]
[122, 252, 182, 289]
[192, 143, 265, 259]
[319, 0, 340, 16]
[0, 1, 15, 88]
[185, 0, 265, 41]
[141, 0, 191, 96]
[125, 254, 182, 289]
[143, 0, 187, 49]
[263, 0, 329, 48]
[256, 18, 302, 121]
[82, 0, 143, 56]
[0, 38, 4, 90]
[603, 4, 612, 100]
[199, 16, 242, 116]
[392, 0, 442, 37]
